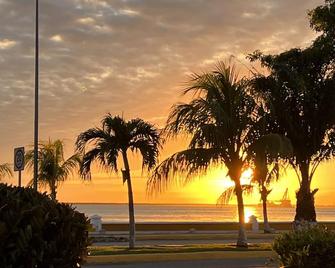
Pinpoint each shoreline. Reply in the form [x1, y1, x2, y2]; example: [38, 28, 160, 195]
[100, 221, 335, 232]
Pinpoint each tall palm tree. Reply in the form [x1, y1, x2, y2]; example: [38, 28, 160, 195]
[25, 139, 80, 201]
[75, 114, 161, 249]
[0, 163, 13, 180]
[148, 62, 264, 247]
[249, 133, 292, 233]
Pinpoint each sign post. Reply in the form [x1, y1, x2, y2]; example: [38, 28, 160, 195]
[14, 147, 25, 187]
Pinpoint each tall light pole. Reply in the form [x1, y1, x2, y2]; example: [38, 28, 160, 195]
[33, 0, 39, 190]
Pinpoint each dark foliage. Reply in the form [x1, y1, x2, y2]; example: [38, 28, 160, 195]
[273, 225, 335, 268]
[248, 0, 335, 221]
[0, 184, 90, 268]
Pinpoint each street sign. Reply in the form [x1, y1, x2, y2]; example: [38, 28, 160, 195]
[14, 147, 25, 171]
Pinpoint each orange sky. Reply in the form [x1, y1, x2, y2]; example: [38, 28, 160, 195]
[3, 137, 335, 206]
[1, 0, 334, 205]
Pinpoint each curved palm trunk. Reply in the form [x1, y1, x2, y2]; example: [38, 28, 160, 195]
[261, 188, 271, 233]
[122, 151, 136, 249]
[295, 162, 317, 223]
[234, 181, 248, 247]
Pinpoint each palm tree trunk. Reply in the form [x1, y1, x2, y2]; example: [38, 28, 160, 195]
[261, 190, 271, 233]
[122, 151, 136, 249]
[235, 181, 248, 247]
[50, 181, 57, 201]
[295, 161, 317, 223]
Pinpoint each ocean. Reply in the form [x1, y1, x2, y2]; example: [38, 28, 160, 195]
[73, 203, 335, 223]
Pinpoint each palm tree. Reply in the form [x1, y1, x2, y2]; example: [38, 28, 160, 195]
[0, 163, 13, 180]
[75, 114, 161, 249]
[249, 133, 292, 233]
[25, 139, 80, 201]
[148, 62, 265, 247]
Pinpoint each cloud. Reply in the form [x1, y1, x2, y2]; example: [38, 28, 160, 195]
[77, 17, 95, 24]
[0, 0, 324, 164]
[0, 39, 16, 49]
[50, 35, 63, 42]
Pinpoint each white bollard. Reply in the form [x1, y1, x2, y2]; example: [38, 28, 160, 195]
[249, 215, 259, 233]
[90, 214, 102, 232]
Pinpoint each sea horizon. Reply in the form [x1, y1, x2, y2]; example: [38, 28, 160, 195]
[68, 202, 335, 207]
[73, 203, 335, 223]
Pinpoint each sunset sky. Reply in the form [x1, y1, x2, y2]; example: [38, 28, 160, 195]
[1, 0, 334, 205]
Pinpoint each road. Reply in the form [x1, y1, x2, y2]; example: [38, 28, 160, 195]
[84, 258, 278, 268]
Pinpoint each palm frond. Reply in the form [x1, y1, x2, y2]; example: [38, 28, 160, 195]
[80, 146, 118, 180]
[250, 133, 292, 158]
[102, 114, 128, 138]
[75, 127, 113, 153]
[53, 139, 65, 164]
[147, 148, 224, 194]
[25, 139, 79, 192]
[0, 163, 13, 180]
[265, 162, 280, 185]
[165, 62, 254, 140]
[128, 118, 161, 170]
[217, 186, 235, 205]
[189, 124, 228, 151]
[216, 184, 254, 206]
[57, 154, 81, 182]
[164, 99, 212, 137]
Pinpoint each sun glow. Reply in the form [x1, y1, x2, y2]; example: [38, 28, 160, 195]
[244, 206, 257, 223]
[240, 168, 253, 185]
[214, 167, 254, 188]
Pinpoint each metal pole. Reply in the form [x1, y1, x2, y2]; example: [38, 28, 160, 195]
[33, 0, 39, 190]
[18, 170, 22, 187]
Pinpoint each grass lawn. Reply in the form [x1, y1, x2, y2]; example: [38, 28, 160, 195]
[87, 245, 277, 265]
[89, 243, 272, 256]
[134, 233, 278, 241]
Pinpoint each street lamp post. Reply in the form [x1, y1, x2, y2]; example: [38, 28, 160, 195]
[33, 0, 39, 190]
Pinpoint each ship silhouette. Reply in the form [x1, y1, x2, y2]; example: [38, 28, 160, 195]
[267, 188, 293, 207]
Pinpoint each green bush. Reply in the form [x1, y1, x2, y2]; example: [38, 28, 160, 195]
[273, 224, 335, 268]
[0, 183, 90, 268]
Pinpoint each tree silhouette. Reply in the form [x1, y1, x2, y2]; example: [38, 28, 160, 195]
[249, 133, 292, 232]
[148, 62, 266, 247]
[76, 114, 161, 249]
[249, 0, 335, 222]
[25, 139, 80, 201]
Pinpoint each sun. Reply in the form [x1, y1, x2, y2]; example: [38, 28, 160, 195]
[211, 167, 254, 190]
[240, 168, 253, 185]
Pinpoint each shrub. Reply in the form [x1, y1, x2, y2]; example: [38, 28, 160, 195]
[0, 183, 90, 268]
[273, 224, 335, 268]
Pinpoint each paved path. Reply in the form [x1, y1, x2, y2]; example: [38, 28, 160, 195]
[84, 258, 278, 268]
